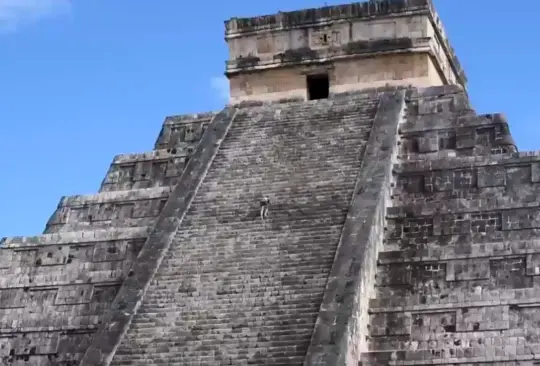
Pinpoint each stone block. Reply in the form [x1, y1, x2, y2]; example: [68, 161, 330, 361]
[526, 254, 540, 276]
[55, 284, 94, 305]
[456, 306, 509, 332]
[478, 166, 507, 187]
[531, 162, 540, 183]
[446, 259, 490, 281]
[92, 241, 128, 262]
[411, 311, 456, 334]
[0, 288, 29, 309]
[417, 133, 439, 153]
[489, 257, 532, 289]
[455, 127, 475, 149]
[369, 313, 412, 336]
[417, 99, 444, 115]
[0, 248, 13, 268]
[502, 209, 540, 231]
[12, 332, 60, 356]
[36, 245, 70, 266]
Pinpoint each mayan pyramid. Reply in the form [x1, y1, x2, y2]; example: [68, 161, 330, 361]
[0, 0, 533, 365]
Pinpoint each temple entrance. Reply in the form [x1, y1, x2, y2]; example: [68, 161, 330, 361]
[307, 74, 329, 100]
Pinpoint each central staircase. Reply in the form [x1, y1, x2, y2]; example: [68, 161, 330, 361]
[111, 94, 379, 365]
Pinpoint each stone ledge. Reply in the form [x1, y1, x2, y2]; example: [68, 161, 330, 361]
[363, 349, 539, 365]
[112, 149, 189, 165]
[57, 187, 172, 207]
[226, 37, 431, 75]
[162, 112, 216, 126]
[400, 113, 508, 133]
[303, 90, 405, 365]
[369, 298, 540, 314]
[0, 227, 149, 248]
[387, 198, 540, 217]
[396, 151, 540, 173]
[231, 86, 387, 108]
[405, 84, 464, 99]
[225, 0, 430, 36]
[79, 107, 238, 366]
[379, 238, 540, 263]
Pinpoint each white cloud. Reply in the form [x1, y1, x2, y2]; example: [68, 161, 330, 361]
[211, 75, 230, 102]
[0, 0, 71, 33]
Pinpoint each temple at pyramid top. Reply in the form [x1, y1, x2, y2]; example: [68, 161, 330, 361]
[224, 0, 466, 103]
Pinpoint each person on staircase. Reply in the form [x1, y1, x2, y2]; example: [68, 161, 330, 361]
[260, 196, 270, 220]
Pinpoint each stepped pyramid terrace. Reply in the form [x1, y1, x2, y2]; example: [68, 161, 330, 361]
[2, 0, 539, 365]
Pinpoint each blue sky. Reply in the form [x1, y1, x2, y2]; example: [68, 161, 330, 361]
[0, 0, 538, 237]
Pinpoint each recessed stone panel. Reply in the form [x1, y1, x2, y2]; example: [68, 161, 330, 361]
[12, 332, 60, 356]
[477, 166, 506, 187]
[489, 257, 532, 289]
[92, 241, 127, 262]
[369, 313, 412, 336]
[36, 246, 70, 266]
[411, 311, 456, 335]
[456, 306, 509, 332]
[502, 208, 540, 231]
[417, 133, 438, 153]
[55, 284, 94, 305]
[446, 259, 490, 281]
[0, 288, 29, 309]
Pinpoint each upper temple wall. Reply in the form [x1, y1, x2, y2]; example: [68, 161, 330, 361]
[223, 0, 467, 103]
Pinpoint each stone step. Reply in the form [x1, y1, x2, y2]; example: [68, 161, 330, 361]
[233, 110, 375, 119]
[112, 149, 187, 164]
[1, 226, 148, 247]
[187, 193, 353, 204]
[206, 161, 362, 172]
[57, 186, 171, 207]
[147, 275, 329, 287]
[237, 100, 377, 111]
[153, 264, 334, 278]
[230, 118, 374, 129]
[219, 133, 371, 145]
[111, 95, 377, 365]
[193, 181, 358, 197]
[113, 354, 306, 366]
